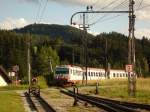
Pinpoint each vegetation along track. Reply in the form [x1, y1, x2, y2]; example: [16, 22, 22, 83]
[24, 92, 56, 112]
[60, 89, 150, 112]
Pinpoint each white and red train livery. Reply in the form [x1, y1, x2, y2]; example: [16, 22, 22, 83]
[55, 65, 129, 84]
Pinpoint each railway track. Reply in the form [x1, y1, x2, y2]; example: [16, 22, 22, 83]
[60, 89, 150, 112]
[24, 92, 56, 112]
[83, 94, 150, 111]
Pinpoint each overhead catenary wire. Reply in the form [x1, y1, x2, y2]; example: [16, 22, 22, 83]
[38, 0, 48, 23]
[35, 0, 42, 23]
[91, 0, 100, 8]
[90, 0, 149, 25]
[101, 0, 121, 9]
[87, 0, 122, 22]
[136, 2, 150, 11]
[90, 0, 150, 25]
[89, 0, 128, 26]
[136, 0, 144, 9]
[89, 0, 128, 22]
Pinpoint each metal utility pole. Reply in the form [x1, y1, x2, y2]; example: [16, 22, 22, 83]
[49, 57, 53, 73]
[105, 38, 108, 79]
[27, 39, 31, 86]
[128, 0, 136, 97]
[79, 12, 88, 85]
[70, 4, 133, 86]
[83, 12, 88, 85]
[72, 48, 75, 65]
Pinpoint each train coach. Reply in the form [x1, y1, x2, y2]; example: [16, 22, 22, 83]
[54, 65, 128, 85]
[55, 65, 83, 84]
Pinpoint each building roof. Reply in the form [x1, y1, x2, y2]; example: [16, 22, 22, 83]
[0, 66, 11, 84]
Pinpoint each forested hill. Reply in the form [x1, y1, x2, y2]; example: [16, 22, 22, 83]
[0, 24, 149, 81]
[14, 24, 94, 42]
[13, 24, 150, 76]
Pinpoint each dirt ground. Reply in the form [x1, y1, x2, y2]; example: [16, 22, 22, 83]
[40, 88, 106, 112]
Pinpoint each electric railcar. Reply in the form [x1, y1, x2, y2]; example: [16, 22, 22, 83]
[54, 65, 129, 85]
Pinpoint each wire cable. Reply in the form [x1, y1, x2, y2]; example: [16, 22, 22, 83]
[89, 0, 128, 26]
[91, 0, 100, 7]
[136, 4, 150, 11]
[101, 0, 121, 10]
[88, 0, 121, 21]
[35, 0, 42, 23]
[38, 0, 48, 23]
[137, 0, 144, 9]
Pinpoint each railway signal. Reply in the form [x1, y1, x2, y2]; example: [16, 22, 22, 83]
[125, 64, 133, 73]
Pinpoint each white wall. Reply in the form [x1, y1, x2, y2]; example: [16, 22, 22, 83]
[0, 75, 8, 86]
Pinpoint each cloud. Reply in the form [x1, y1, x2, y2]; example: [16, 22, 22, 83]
[49, 0, 150, 21]
[136, 10, 150, 21]
[17, 0, 39, 4]
[0, 18, 29, 30]
[135, 28, 150, 39]
[49, 0, 97, 6]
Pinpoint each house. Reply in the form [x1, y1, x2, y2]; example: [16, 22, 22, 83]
[0, 66, 11, 86]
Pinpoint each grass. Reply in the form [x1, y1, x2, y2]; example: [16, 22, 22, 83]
[37, 76, 49, 89]
[0, 76, 49, 91]
[41, 88, 62, 98]
[0, 91, 25, 112]
[77, 78, 150, 104]
[0, 76, 48, 112]
[0, 84, 28, 91]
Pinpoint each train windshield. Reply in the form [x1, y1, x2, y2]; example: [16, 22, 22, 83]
[55, 67, 69, 75]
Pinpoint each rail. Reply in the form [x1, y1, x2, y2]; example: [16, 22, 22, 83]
[60, 88, 150, 112]
[24, 92, 56, 112]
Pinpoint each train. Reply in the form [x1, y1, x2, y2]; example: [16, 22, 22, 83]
[54, 65, 130, 85]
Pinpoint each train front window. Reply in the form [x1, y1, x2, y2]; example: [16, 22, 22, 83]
[55, 68, 69, 75]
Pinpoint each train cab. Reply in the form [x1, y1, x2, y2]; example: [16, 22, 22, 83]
[54, 65, 83, 85]
[55, 65, 70, 84]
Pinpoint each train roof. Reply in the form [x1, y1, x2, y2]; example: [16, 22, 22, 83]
[83, 67, 105, 71]
[56, 65, 82, 69]
[56, 65, 126, 72]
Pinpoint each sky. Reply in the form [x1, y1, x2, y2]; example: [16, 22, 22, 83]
[0, 0, 150, 39]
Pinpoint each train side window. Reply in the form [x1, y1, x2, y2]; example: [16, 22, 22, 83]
[73, 70, 75, 75]
[88, 72, 90, 76]
[100, 73, 102, 77]
[113, 73, 115, 77]
[120, 74, 122, 77]
[123, 74, 125, 77]
[96, 72, 98, 76]
[99, 73, 101, 77]
[91, 72, 93, 77]
[70, 69, 72, 74]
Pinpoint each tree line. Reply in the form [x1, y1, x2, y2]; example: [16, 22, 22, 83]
[0, 24, 149, 83]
